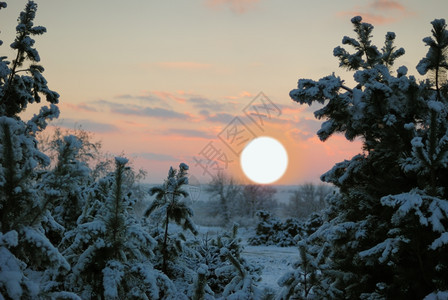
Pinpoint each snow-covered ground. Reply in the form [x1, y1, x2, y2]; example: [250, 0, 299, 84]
[196, 225, 298, 294]
[243, 244, 297, 292]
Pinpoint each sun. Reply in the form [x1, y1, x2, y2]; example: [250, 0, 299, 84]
[240, 136, 288, 184]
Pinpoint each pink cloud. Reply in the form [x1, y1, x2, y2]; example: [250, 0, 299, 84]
[176, 90, 197, 96]
[204, 0, 261, 14]
[114, 90, 188, 105]
[150, 90, 187, 104]
[288, 127, 314, 141]
[61, 103, 98, 113]
[281, 105, 306, 115]
[121, 120, 149, 128]
[338, 0, 415, 25]
[337, 11, 397, 25]
[371, 0, 406, 12]
[224, 91, 255, 100]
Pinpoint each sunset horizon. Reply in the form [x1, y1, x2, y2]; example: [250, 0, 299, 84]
[2, 0, 445, 185]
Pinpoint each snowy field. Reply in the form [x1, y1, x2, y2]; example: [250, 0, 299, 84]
[196, 225, 298, 294]
[243, 245, 297, 292]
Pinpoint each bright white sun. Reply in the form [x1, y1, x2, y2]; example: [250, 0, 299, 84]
[240, 136, 288, 184]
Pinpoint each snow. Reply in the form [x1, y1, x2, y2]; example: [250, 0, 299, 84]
[242, 245, 297, 292]
[195, 225, 299, 294]
[49, 291, 81, 300]
[102, 261, 124, 299]
[80, 220, 106, 234]
[424, 290, 448, 300]
[404, 122, 414, 130]
[114, 156, 129, 165]
[382, 190, 448, 234]
[0, 230, 18, 247]
[411, 137, 424, 148]
[21, 227, 70, 270]
[431, 232, 448, 250]
[0, 57, 10, 78]
[342, 36, 361, 47]
[428, 100, 445, 112]
[396, 66, 408, 76]
[198, 264, 208, 275]
[351, 16, 362, 23]
[0, 247, 25, 299]
[359, 237, 409, 264]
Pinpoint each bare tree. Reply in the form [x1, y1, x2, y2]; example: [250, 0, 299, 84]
[206, 172, 241, 226]
[239, 184, 277, 218]
[286, 183, 332, 219]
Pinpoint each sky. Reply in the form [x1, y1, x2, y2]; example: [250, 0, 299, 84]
[1, 0, 447, 185]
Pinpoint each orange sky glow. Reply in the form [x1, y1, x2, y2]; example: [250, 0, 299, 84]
[1, 0, 447, 185]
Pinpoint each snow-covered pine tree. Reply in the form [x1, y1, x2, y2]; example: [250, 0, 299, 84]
[0, 1, 75, 298]
[361, 18, 448, 298]
[287, 16, 448, 298]
[213, 224, 262, 299]
[248, 210, 303, 247]
[277, 241, 321, 300]
[248, 210, 281, 246]
[38, 126, 112, 181]
[192, 264, 213, 300]
[39, 134, 91, 245]
[0, 2, 59, 118]
[62, 157, 174, 299]
[144, 163, 198, 278]
[194, 224, 262, 299]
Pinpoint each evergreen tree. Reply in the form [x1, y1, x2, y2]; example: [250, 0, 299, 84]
[287, 16, 448, 298]
[192, 264, 212, 300]
[196, 224, 262, 299]
[0, 1, 58, 118]
[0, 2, 73, 298]
[39, 135, 91, 245]
[277, 241, 321, 300]
[367, 19, 448, 298]
[38, 126, 112, 181]
[215, 224, 262, 299]
[248, 210, 303, 247]
[63, 157, 173, 299]
[144, 163, 198, 276]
